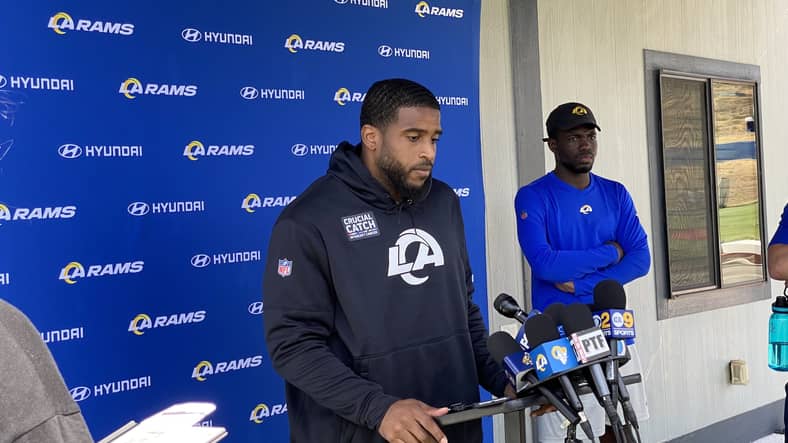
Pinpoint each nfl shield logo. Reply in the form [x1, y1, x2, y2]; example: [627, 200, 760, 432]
[277, 259, 293, 278]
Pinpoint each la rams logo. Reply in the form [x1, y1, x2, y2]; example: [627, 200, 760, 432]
[192, 361, 213, 382]
[415, 1, 430, 17]
[184, 141, 203, 160]
[119, 78, 143, 99]
[387, 228, 444, 286]
[250, 404, 269, 424]
[128, 314, 152, 336]
[59, 261, 85, 284]
[551, 345, 569, 365]
[334, 87, 351, 106]
[242, 193, 262, 213]
[49, 12, 74, 34]
[249, 403, 287, 424]
[284, 34, 302, 53]
[571, 106, 588, 116]
[535, 354, 548, 372]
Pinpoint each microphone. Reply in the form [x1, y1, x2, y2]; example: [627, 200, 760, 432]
[543, 302, 567, 337]
[592, 279, 636, 342]
[494, 293, 529, 324]
[524, 314, 594, 440]
[487, 331, 534, 393]
[494, 293, 533, 349]
[593, 280, 641, 437]
[487, 331, 582, 435]
[561, 303, 625, 442]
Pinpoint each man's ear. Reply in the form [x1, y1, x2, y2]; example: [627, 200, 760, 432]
[361, 124, 380, 151]
[546, 138, 557, 153]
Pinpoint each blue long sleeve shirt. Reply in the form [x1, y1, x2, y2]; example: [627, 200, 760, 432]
[515, 172, 651, 311]
[770, 203, 788, 245]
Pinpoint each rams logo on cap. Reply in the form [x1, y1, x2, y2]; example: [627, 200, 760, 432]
[571, 106, 588, 116]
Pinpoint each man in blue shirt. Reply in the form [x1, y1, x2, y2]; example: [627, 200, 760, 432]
[768, 203, 788, 282]
[515, 103, 651, 442]
[515, 102, 650, 311]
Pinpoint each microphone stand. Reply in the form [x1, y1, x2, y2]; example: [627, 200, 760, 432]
[564, 422, 582, 443]
[609, 346, 641, 443]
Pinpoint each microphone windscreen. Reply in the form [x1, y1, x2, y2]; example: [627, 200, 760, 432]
[488, 331, 522, 364]
[562, 303, 596, 334]
[592, 279, 626, 309]
[523, 314, 560, 347]
[543, 303, 566, 325]
[493, 293, 521, 318]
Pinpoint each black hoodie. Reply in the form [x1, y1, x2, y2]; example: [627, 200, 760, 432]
[263, 142, 508, 443]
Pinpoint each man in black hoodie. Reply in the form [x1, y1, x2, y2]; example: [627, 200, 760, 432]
[263, 78, 511, 443]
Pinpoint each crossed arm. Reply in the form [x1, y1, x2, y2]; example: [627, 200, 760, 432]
[515, 186, 650, 297]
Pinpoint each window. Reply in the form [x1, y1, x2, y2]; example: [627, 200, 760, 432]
[645, 50, 768, 319]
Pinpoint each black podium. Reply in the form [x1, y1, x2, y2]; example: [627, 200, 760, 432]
[436, 374, 643, 443]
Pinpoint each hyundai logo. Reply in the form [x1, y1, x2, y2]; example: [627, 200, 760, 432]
[191, 254, 211, 268]
[58, 143, 83, 159]
[377, 45, 393, 57]
[0, 75, 7, 88]
[240, 86, 259, 100]
[181, 28, 202, 42]
[248, 301, 264, 315]
[291, 143, 308, 157]
[70, 386, 91, 402]
[334, 0, 349, 3]
[127, 202, 150, 216]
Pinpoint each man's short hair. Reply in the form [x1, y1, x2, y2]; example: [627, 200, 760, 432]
[360, 79, 440, 130]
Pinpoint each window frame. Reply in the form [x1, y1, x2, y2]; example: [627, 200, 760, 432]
[644, 49, 768, 320]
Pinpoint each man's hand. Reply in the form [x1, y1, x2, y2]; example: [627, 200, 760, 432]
[378, 399, 449, 443]
[555, 281, 575, 293]
[530, 403, 558, 416]
[504, 384, 517, 399]
[606, 240, 624, 263]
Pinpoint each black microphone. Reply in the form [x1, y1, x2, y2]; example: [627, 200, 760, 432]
[593, 279, 641, 437]
[543, 302, 567, 337]
[562, 303, 625, 442]
[487, 332, 581, 432]
[487, 331, 534, 393]
[493, 293, 529, 324]
[524, 314, 594, 440]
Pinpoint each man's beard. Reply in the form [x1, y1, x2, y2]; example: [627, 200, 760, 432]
[560, 157, 594, 174]
[377, 150, 431, 202]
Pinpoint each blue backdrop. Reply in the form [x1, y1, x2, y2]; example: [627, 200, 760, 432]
[0, 1, 491, 441]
